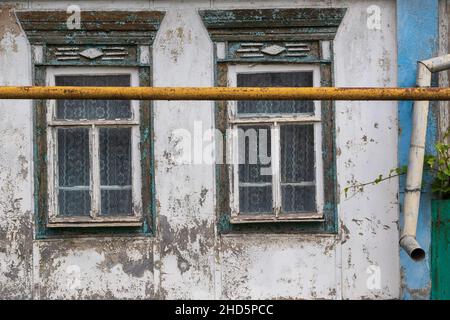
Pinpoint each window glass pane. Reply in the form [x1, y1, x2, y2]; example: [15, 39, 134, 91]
[239, 186, 272, 214]
[57, 128, 91, 216]
[99, 127, 132, 216]
[101, 190, 132, 216]
[281, 185, 316, 212]
[238, 125, 271, 183]
[281, 124, 315, 182]
[55, 75, 131, 120]
[280, 124, 316, 212]
[59, 190, 91, 216]
[237, 72, 314, 115]
[238, 125, 272, 214]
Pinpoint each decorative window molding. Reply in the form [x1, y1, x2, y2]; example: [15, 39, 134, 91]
[16, 11, 164, 66]
[199, 8, 346, 63]
[16, 11, 165, 238]
[199, 8, 346, 234]
[15, 11, 164, 44]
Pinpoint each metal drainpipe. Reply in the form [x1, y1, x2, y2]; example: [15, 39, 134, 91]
[400, 54, 450, 261]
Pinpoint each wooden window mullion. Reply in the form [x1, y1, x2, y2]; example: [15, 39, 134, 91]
[271, 122, 281, 217]
[90, 124, 101, 218]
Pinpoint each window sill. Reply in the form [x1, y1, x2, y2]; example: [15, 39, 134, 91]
[230, 212, 324, 224]
[47, 217, 143, 228]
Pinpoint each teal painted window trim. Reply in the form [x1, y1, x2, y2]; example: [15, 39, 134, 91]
[33, 64, 154, 239]
[15, 10, 164, 238]
[214, 62, 337, 235]
[200, 8, 345, 234]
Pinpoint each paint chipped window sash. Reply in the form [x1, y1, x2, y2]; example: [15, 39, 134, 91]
[227, 64, 324, 224]
[45, 67, 143, 228]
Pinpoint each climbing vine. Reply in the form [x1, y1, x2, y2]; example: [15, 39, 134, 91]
[344, 128, 450, 200]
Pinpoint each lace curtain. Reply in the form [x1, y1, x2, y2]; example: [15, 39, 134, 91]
[57, 128, 91, 216]
[56, 75, 133, 216]
[237, 72, 314, 115]
[55, 75, 131, 120]
[236, 72, 316, 214]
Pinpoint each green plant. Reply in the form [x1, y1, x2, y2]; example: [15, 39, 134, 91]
[344, 128, 450, 200]
[424, 129, 450, 199]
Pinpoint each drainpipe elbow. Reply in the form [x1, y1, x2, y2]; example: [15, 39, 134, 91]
[400, 235, 425, 262]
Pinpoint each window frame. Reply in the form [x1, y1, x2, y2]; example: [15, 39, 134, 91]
[45, 67, 143, 228]
[15, 9, 164, 239]
[215, 60, 337, 234]
[227, 64, 324, 224]
[200, 7, 345, 234]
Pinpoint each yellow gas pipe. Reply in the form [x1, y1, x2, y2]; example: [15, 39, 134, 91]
[0, 86, 449, 100]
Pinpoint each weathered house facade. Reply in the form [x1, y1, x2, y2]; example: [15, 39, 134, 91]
[0, 0, 448, 299]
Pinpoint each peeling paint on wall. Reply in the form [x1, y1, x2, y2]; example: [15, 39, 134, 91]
[0, 5, 22, 53]
[0, 0, 402, 300]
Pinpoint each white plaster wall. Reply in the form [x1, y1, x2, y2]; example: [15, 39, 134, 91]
[0, 0, 400, 299]
[334, 0, 400, 299]
[152, 6, 216, 299]
[0, 3, 33, 299]
[34, 238, 155, 299]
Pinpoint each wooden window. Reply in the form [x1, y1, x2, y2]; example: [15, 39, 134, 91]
[45, 67, 142, 228]
[15, 10, 165, 237]
[227, 64, 324, 224]
[199, 8, 346, 233]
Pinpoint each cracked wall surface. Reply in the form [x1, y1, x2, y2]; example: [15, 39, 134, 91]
[0, 0, 400, 299]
